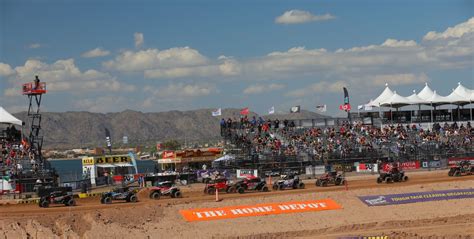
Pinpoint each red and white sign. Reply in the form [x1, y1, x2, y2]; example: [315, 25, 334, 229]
[448, 157, 474, 166]
[356, 163, 378, 173]
[236, 169, 258, 178]
[382, 161, 420, 172]
[162, 151, 176, 159]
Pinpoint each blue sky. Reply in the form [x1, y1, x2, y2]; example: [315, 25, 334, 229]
[1, 0, 473, 116]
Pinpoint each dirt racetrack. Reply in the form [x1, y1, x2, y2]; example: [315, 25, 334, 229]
[1, 170, 473, 238]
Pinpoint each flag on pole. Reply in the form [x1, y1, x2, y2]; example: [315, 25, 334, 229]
[316, 105, 327, 113]
[268, 106, 275, 114]
[339, 104, 351, 111]
[290, 105, 300, 113]
[357, 105, 364, 110]
[105, 128, 112, 154]
[212, 108, 222, 116]
[240, 107, 249, 115]
[340, 87, 352, 113]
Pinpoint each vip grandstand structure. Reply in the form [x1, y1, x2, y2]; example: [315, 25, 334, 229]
[214, 82, 473, 177]
[359, 82, 474, 125]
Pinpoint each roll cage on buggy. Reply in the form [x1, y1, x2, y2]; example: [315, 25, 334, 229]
[377, 163, 408, 183]
[272, 174, 305, 190]
[101, 186, 139, 204]
[232, 176, 269, 194]
[39, 190, 75, 208]
[148, 181, 182, 199]
[315, 171, 346, 187]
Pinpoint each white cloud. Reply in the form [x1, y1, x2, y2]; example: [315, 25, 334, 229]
[0, 62, 14, 76]
[4, 59, 135, 94]
[104, 47, 209, 72]
[81, 47, 110, 58]
[275, 10, 335, 25]
[144, 83, 215, 98]
[134, 32, 144, 48]
[423, 17, 474, 41]
[144, 58, 240, 79]
[105, 18, 473, 82]
[105, 47, 241, 79]
[28, 43, 42, 49]
[381, 39, 417, 47]
[286, 81, 347, 98]
[371, 73, 428, 86]
[243, 84, 285, 95]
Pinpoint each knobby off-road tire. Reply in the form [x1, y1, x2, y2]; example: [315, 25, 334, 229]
[173, 191, 182, 198]
[150, 191, 160, 200]
[128, 194, 137, 203]
[65, 198, 75, 206]
[39, 200, 49, 208]
[103, 196, 112, 204]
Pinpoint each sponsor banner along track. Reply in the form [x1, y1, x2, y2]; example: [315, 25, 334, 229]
[358, 188, 474, 206]
[180, 199, 342, 222]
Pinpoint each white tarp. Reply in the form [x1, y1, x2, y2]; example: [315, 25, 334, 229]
[453, 82, 472, 100]
[417, 83, 435, 100]
[380, 91, 413, 108]
[114, 163, 134, 167]
[364, 82, 474, 108]
[0, 107, 22, 126]
[445, 90, 469, 104]
[367, 84, 394, 107]
[425, 91, 450, 106]
[96, 164, 115, 168]
[213, 154, 235, 162]
[406, 90, 426, 104]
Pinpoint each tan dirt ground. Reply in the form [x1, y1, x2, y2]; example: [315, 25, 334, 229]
[0, 170, 473, 239]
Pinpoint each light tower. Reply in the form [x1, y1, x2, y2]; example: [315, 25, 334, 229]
[22, 76, 48, 170]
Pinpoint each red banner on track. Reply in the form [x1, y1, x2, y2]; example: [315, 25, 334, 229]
[180, 199, 342, 222]
[382, 161, 420, 172]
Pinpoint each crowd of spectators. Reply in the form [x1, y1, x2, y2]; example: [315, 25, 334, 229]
[221, 116, 473, 162]
[0, 127, 40, 180]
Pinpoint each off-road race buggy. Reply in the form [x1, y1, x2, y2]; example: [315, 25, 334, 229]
[100, 186, 139, 204]
[272, 174, 305, 190]
[203, 177, 234, 195]
[232, 176, 269, 194]
[39, 189, 75, 208]
[315, 171, 346, 187]
[148, 181, 182, 199]
[377, 164, 408, 183]
[448, 160, 474, 177]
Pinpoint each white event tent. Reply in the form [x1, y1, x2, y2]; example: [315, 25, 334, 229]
[363, 82, 474, 122]
[0, 106, 22, 126]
